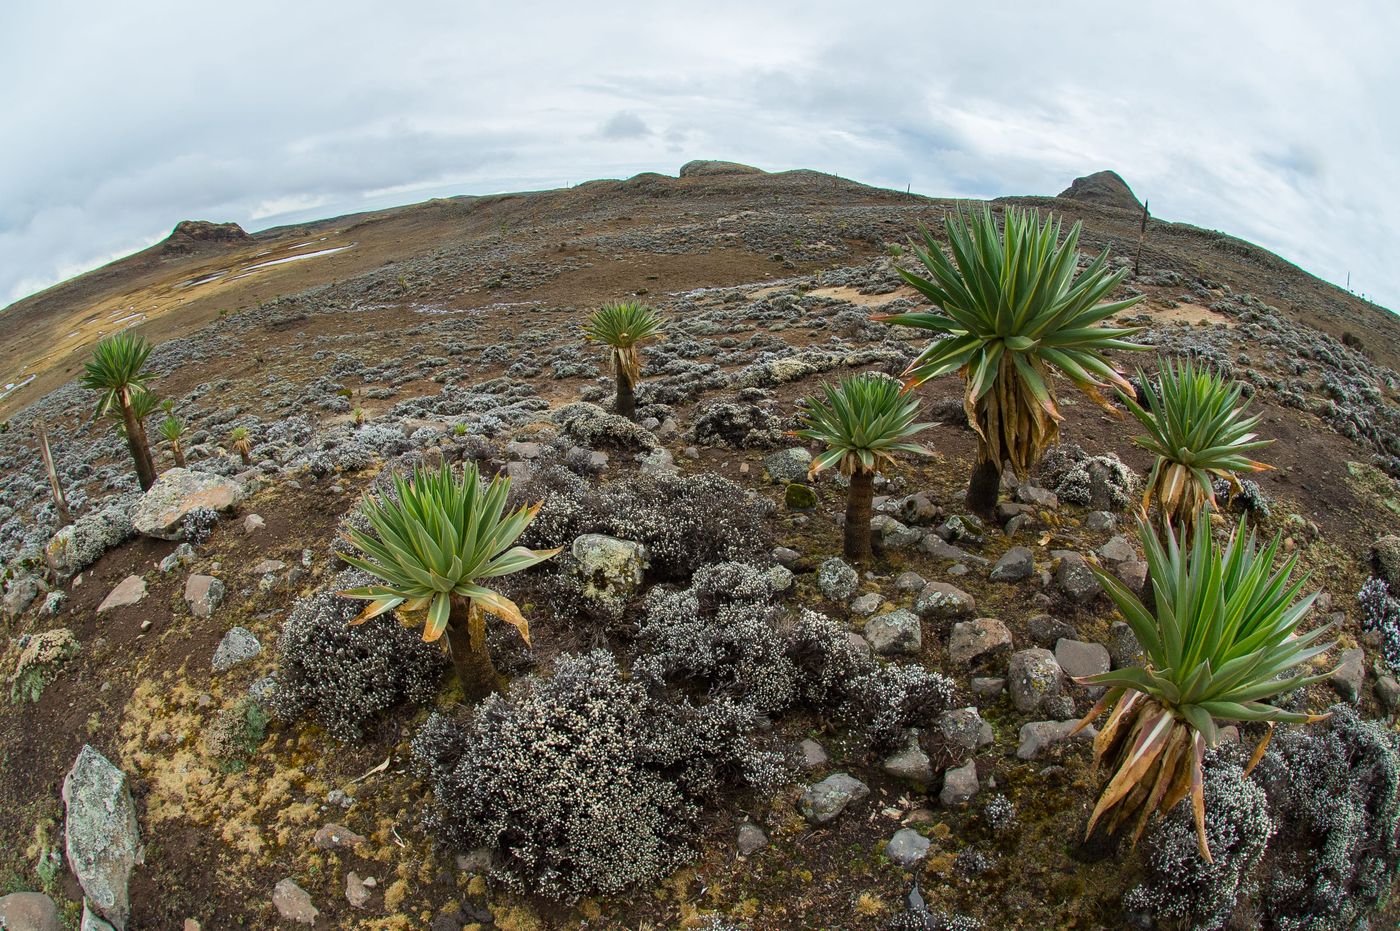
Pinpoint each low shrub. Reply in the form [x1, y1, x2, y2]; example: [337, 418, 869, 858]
[271, 570, 446, 742]
[410, 650, 785, 899]
[1358, 576, 1400, 672]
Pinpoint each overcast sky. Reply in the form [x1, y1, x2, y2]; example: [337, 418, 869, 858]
[2, 2, 1396, 311]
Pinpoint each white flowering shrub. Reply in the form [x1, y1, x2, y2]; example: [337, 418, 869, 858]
[1125, 757, 1274, 931]
[1358, 576, 1400, 672]
[182, 505, 219, 545]
[271, 570, 446, 742]
[633, 562, 798, 713]
[1037, 443, 1137, 510]
[1254, 705, 1400, 930]
[411, 650, 786, 899]
[785, 610, 956, 750]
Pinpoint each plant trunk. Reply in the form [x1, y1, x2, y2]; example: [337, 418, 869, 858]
[444, 596, 506, 701]
[844, 468, 875, 563]
[36, 420, 71, 527]
[615, 372, 637, 420]
[120, 389, 157, 491]
[966, 456, 1001, 518]
[239, 448, 251, 466]
[172, 441, 186, 469]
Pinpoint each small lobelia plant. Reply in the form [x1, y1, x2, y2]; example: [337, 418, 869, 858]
[794, 372, 934, 562]
[1123, 357, 1272, 538]
[81, 331, 158, 490]
[158, 401, 187, 468]
[876, 206, 1145, 516]
[337, 462, 559, 699]
[582, 300, 664, 420]
[1071, 508, 1335, 862]
[230, 426, 252, 465]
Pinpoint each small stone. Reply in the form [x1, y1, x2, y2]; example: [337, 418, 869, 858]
[817, 557, 859, 601]
[1096, 535, 1136, 564]
[764, 448, 813, 483]
[1084, 511, 1117, 533]
[850, 592, 883, 616]
[1376, 674, 1400, 713]
[930, 707, 993, 763]
[0, 892, 64, 931]
[800, 739, 829, 769]
[882, 733, 935, 784]
[249, 559, 286, 576]
[272, 878, 318, 925]
[1017, 720, 1096, 760]
[799, 773, 870, 824]
[1329, 648, 1366, 703]
[1007, 648, 1064, 714]
[212, 627, 261, 672]
[1054, 639, 1111, 680]
[784, 482, 818, 510]
[97, 576, 146, 613]
[989, 547, 1034, 583]
[1055, 553, 1102, 603]
[885, 828, 932, 867]
[971, 677, 1005, 700]
[1014, 485, 1059, 508]
[1114, 559, 1149, 596]
[939, 759, 979, 807]
[913, 582, 976, 620]
[772, 546, 801, 569]
[948, 618, 1013, 667]
[895, 571, 927, 593]
[1107, 621, 1145, 669]
[345, 871, 372, 909]
[864, 609, 922, 656]
[184, 574, 225, 617]
[1027, 614, 1077, 648]
[872, 515, 922, 550]
[242, 514, 266, 534]
[313, 823, 365, 850]
[737, 823, 768, 856]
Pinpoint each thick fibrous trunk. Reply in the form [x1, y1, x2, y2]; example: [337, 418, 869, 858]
[966, 456, 1001, 518]
[844, 468, 876, 562]
[172, 442, 186, 468]
[444, 597, 506, 700]
[121, 390, 157, 490]
[615, 372, 637, 420]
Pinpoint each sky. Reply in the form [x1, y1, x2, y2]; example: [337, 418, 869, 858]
[2, 2, 1396, 311]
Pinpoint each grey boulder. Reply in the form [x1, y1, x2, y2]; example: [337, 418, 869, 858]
[63, 746, 141, 930]
[864, 609, 922, 656]
[800, 773, 870, 825]
[132, 468, 246, 540]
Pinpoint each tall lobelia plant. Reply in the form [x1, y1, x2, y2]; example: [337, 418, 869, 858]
[877, 206, 1146, 516]
[1070, 509, 1335, 861]
[81, 332, 158, 490]
[338, 462, 559, 699]
[794, 372, 934, 562]
[582, 300, 664, 420]
[1122, 357, 1272, 539]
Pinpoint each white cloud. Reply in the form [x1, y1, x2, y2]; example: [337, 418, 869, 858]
[1, 1, 1397, 308]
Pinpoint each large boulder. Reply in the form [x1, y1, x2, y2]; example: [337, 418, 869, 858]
[132, 468, 246, 540]
[571, 534, 649, 609]
[63, 746, 141, 930]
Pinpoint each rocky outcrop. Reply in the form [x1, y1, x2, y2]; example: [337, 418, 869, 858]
[63, 746, 141, 930]
[679, 160, 765, 178]
[160, 220, 252, 256]
[1056, 170, 1142, 211]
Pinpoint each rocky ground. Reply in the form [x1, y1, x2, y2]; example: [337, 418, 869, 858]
[2, 161, 1400, 930]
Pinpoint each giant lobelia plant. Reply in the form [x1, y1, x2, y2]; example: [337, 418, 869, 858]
[877, 206, 1145, 515]
[1071, 509, 1335, 861]
[583, 300, 665, 420]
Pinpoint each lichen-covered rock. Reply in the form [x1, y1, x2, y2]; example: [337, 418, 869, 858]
[1054, 552, 1102, 603]
[212, 627, 261, 672]
[989, 546, 1035, 583]
[44, 495, 138, 579]
[763, 448, 812, 483]
[816, 557, 858, 601]
[63, 745, 141, 930]
[871, 515, 921, 550]
[939, 759, 979, 807]
[783, 482, 817, 510]
[886, 827, 932, 866]
[1016, 720, 1096, 760]
[800, 772, 870, 824]
[571, 534, 649, 611]
[913, 581, 975, 620]
[1007, 648, 1064, 714]
[0, 891, 64, 931]
[864, 609, 922, 656]
[132, 468, 246, 540]
[184, 574, 225, 618]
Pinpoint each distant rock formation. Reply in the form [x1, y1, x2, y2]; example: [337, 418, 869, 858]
[1056, 171, 1142, 211]
[679, 160, 765, 178]
[161, 220, 252, 255]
